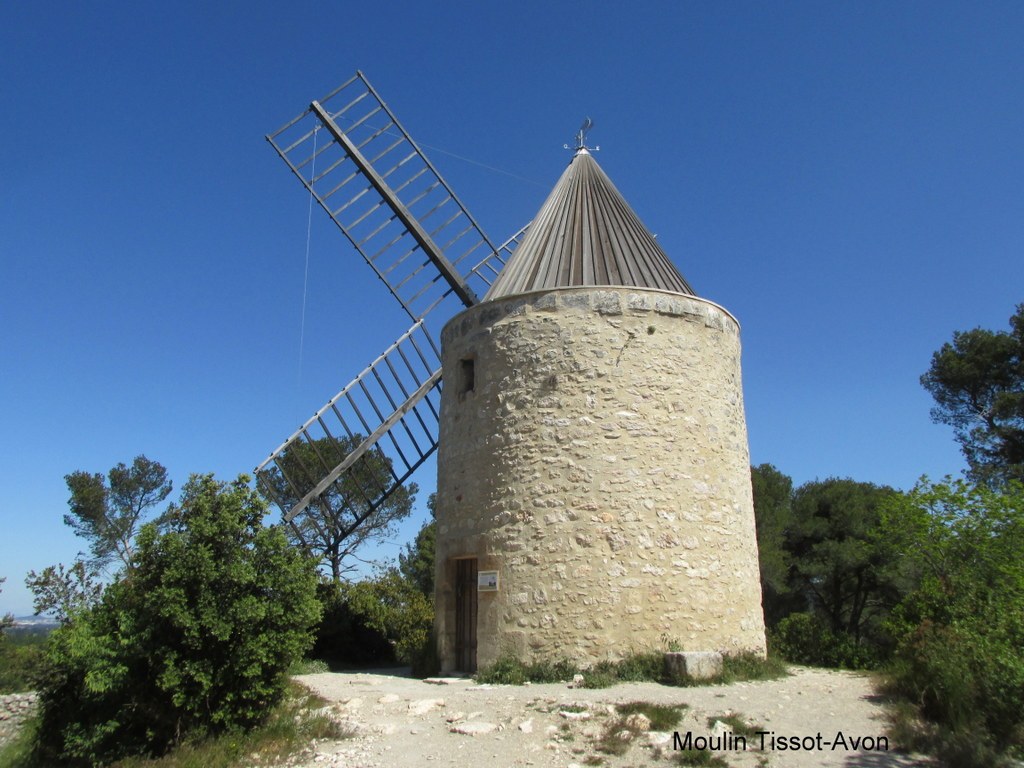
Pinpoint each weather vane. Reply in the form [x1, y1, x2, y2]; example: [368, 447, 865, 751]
[564, 117, 599, 153]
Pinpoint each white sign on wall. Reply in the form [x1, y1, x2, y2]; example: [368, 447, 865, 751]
[478, 570, 499, 591]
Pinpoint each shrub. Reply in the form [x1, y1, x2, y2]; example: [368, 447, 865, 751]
[583, 652, 663, 688]
[618, 701, 686, 731]
[410, 629, 441, 679]
[475, 655, 529, 685]
[32, 474, 321, 766]
[706, 713, 761, 739]
[477, 650, 786, 689]
[288, 658, 330, 675]
[879, 478, 1024, 765]
[475, 655, 577, 685]
[309, 570, 435, 672]
[720, 651, 788, 682]
[311, 581, 394, 667]
[885, 619, 1024, 763]
[0, 634, 47, 694]
[772, 612, 878, 669]
[341, 568, 434, 667]
[0, 682, 353, 768]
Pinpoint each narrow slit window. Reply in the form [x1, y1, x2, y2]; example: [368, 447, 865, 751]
[460, 357, 475, 395]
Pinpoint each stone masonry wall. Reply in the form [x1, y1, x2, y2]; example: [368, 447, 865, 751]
[434, 287, 766, 671]
[0, 692, 38, 748]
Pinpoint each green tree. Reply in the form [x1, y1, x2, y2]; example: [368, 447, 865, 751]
[260, 436, 416, 582]
[881, 478, 1024, 760]
[343, 567, 434, 665]
[921, 303, 1024, 486]
[398, 492, 436, 599]
[63, 454, 172, 570]
[24, 561, 103, 624]
[750, 464, 795, 627]
[0, 577, 13, 638]
[785, 478, 902, 644]
[33, 474, 321, 766]
[882, 477, 1024, 636]
[26, 456, 170, 623]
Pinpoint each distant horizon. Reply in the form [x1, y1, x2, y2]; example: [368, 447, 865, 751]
[5, 615, 59, 627]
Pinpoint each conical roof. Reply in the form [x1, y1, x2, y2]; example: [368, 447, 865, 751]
[486, 149, 694, 300]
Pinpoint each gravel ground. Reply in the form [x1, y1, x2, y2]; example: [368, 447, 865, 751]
[282, 666, 934, 768]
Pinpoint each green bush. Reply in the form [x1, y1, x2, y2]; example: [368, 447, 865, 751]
[772, 612, 878, 669]
[720, 651, 789, 683]
[617, 701, 686, 731]
[32, 475, 321, 766]
[475, 655, 577, 685]
[409, 629, 440, 679]
[309, 570, 435, 672]
[885, 619, 1024, 763]
[583, 652, 664, 688]
[310, 582, 394, 667]
[474, 655, 530, 685]
[879, 479, 1024, 765]
[341, 568, 433, 666]
[0, 635, 47, 694]
[287, 658, 330, 675]
[477, 650, 786, 689]
[0, 681, 353, 768]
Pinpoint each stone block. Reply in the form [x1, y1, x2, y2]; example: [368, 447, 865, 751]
[627, 293, 654, 311]
[504, 298, 528, 316]
[653, 296, 681, 316]
[594, 292, 622, 315]
[664, 651, 723, 681]
[480, 305, 503, 325]
[531, 292, 557, 311]
[704, 310, 725, 331]
[560, 292, 591, 309]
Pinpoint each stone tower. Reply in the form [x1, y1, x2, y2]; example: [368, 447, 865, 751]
[433, 147, 766, 673]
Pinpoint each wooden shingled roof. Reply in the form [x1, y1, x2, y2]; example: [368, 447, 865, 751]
[486, 149, 695, 300]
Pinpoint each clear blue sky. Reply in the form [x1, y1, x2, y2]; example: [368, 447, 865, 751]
[2, 2, 1022, 616]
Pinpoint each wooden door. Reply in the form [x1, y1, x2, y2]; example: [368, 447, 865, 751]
[454, 558, 478, 673]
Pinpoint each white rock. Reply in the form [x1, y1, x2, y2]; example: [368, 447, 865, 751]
[624, 713, 651, 732]
[664, 651, 723, 681]
[451, 721, 498, 736]
[408, 698, 445, 715]
[710, 719, 731, 739]
[559, 710, 591, 720]
[338, 697, 364, 712]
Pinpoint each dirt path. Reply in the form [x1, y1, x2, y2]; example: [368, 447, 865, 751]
[285, 666, 932, 768]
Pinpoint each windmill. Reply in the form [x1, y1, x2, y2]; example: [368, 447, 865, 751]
[258, 73, 767, 673]
[254, 72, 527, 556]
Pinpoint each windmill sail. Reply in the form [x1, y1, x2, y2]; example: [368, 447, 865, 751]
[468, 222, 529, 289]
[256, 320, 441, 530]
[255, 222, 529, 527]
[261, 72, 531, 537]
[267, 71, 504, 322]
